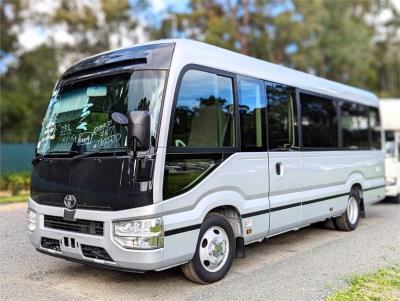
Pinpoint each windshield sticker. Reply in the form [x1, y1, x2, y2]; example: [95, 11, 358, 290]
[57, 121, 121, 149]
[77, 132, 93, 145]
[92, 121, 121, 149]
[60, 124, 72, 135]
[76, 103, 93, 131]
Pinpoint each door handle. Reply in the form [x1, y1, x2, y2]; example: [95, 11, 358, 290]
[276, 162, 283, 176]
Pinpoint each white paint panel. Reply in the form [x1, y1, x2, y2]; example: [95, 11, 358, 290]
[268, 152, 301, 235]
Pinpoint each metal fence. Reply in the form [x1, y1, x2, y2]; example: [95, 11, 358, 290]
[0, 143, 35, 175]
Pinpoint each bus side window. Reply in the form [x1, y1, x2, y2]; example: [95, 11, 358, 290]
[368, 107, 381, 150]
[171, 69, 235, 148]
[300, 93, 338, 148]
[266, 83, 298, 151]
[341, 102, 369, 149]
[238, 77, 266, 151]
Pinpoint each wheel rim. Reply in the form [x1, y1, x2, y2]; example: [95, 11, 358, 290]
[347, 196, 359, 225]
[199, 226, 229, 272]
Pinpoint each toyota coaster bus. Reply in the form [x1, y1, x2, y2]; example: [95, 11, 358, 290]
[28, 39, 385, 284]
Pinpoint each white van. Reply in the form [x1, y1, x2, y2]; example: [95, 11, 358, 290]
[381, 99, 400, 203]
[28, 39, 385, 283]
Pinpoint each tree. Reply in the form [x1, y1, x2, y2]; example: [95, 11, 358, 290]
[1, 0, 145, 142]
[151, 0, 399, 97]
[1, 46, 58, 142]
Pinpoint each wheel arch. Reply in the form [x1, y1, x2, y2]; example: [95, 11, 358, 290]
[207, 205, 243, 238]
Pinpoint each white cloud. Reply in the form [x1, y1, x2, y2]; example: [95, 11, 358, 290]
[150, 0, 167, 13]
[18, 26, 48, 51]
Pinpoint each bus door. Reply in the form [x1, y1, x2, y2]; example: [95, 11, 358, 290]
[265, 83, 302, 235]
[238, 76, 270, 235]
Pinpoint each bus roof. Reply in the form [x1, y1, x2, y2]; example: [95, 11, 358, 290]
[380, 99, 400, 130]
[71, 39, 379, 107]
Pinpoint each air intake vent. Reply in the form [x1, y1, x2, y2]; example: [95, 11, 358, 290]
[81, 244, 113, 262]
[41, 237, 61, 252]
[44, 215, 104, 236]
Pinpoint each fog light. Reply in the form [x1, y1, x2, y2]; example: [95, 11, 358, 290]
[27, 208, 37, 232]
[28, 222, 36, 232]
[113, 218, 163, 249]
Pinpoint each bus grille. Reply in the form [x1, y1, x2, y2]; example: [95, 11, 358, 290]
[81, 244, 113, 261]
[44, 215, 104, 236]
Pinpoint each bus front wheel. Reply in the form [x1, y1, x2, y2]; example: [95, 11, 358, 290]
[181, 213, 236, 284]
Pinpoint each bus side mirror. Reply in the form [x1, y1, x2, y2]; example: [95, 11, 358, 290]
[127, 111, 150, 152]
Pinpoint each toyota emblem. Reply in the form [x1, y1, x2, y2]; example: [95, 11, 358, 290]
[64, 194, 77, 209]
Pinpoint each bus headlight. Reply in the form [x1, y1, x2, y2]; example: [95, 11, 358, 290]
[113, 218, 163, 249]
[27, 208, 37, 232]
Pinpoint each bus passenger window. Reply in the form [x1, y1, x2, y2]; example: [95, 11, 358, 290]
[300, 93, 338, 148]
[238, 77, 266, 151]
[341, 102, 369, 149]
[369, 107, 382, 150]
[171, 70, 235, 148]
[266, 83, 298, 151]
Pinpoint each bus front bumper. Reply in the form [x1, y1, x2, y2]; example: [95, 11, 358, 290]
[27, 199, 165, 272]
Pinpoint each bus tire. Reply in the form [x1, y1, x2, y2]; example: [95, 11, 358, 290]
[181, 213, 236, 284]
[334, 189, 360, 231]
[323, 218, 336, 230]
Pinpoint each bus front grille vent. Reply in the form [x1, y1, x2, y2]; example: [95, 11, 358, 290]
[44, 215, 104, 236]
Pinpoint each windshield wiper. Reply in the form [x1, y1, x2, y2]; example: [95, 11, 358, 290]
[70, 148, 128, 162]
[71, 149, 102, 162]
[32, 151, 79, 165]
[32, 154, 45, 165]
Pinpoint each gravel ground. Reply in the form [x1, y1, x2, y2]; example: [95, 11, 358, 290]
[0, 201, 399, 301]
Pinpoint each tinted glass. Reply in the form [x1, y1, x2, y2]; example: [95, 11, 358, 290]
[267, 83, 298, 150]
[300, 93, 338, 148]
[171, 70, 235, 147]
[163, 154, 221, 199]
[238, 78, 266, 151]
[369, 107, 382, 150]
[341, 102, 369, 149]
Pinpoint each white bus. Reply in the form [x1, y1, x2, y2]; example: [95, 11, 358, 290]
[381, 99, 400, 203]
[28, 39, 385, 284]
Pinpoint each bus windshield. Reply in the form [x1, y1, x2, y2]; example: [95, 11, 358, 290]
[36, 70, 166, 155]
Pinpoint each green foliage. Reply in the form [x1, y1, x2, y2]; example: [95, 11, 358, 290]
[1, 46, 59, 142]
[327, 265, 400, 301]
[0, 171, 31, 195]
[0, 194, 29, 204]
[152, 0, 400, 97]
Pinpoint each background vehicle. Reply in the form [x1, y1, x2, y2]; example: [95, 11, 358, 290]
[28, 39, 385, 284]
[381, 99, 400, 203]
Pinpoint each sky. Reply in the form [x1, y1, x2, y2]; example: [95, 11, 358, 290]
[146, 0, 188, 13]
